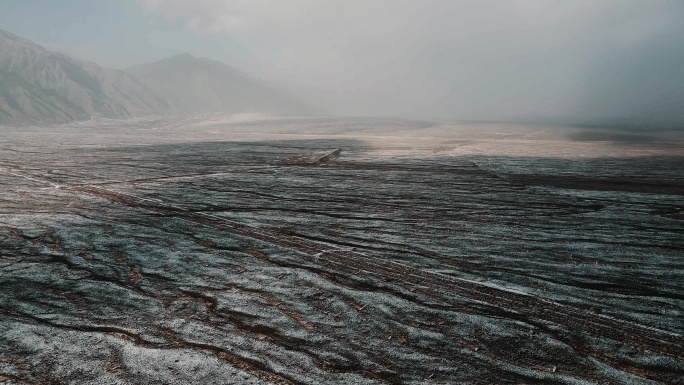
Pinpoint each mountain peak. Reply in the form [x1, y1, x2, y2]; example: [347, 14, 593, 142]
[0, 29, 318, 124]
[129, 53, 253, 80]
[126, 54, 318, 115]
[167, 53, 201, 62]
[0, 28, 168, 124]
[172, 52, 197, 59]
[161, 53, 228, 71]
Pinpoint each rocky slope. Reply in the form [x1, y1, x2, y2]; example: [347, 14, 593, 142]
[0, 29, 317, 125]
[0, 29, 169, 124]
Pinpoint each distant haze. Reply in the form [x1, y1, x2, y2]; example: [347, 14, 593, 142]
[1, 0, 683, 125]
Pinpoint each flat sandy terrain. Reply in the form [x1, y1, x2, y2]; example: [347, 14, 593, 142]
[1, 115, 683, 384]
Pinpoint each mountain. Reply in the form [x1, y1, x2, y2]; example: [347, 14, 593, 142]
[126, 53, 318, 116]
[0, 29, 169, 124]
[0, 29, 318, 125]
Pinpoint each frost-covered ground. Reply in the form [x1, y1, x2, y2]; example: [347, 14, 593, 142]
[0, 116, 683, 384]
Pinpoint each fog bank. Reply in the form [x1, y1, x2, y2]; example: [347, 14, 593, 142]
[142, 0, 684, 125]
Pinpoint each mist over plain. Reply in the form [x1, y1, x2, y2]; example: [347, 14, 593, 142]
[139, 0, 684, 126]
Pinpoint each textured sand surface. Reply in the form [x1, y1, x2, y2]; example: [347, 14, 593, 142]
[1, 116, 682, 384]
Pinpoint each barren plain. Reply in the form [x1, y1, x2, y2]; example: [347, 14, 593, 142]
[0, 116, 683, 384]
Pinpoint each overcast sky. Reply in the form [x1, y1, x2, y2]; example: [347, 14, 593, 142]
[1, 0, 683, 124]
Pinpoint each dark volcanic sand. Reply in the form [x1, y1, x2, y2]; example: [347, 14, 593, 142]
[0, 117, 683, 384]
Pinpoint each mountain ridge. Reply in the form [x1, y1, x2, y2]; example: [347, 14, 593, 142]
[0, 28, 317, 125]
[0, 28, 170, 124]
[126, 53, 319, 116]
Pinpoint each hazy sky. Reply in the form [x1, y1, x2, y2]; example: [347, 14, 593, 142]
[1, 0, 683, 123]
